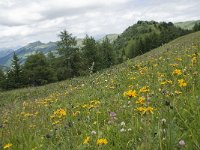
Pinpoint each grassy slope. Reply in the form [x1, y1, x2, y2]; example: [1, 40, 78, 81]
[0, 32, 200, 150]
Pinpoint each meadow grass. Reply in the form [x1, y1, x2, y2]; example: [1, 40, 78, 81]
[0, 31, 200, 150]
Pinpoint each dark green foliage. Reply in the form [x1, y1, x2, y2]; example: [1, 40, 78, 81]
[99, 37, 115, 68]
[57, 30, 77, 56]
[2, 53, 23, 89]
[0, 69, 5, 89]
[57, 30, 82, 78]
[114, 21, 191, 60]
[193, 23, 200, 31]
[23, 52, 57, 86]
[82, 35, 100, 73]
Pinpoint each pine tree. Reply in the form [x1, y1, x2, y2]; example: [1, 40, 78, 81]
[100, 37, 115, 68]
[23, 52, 57, 86]
[5, 53, 23, 89]
[0, 69, 5, 89]
[57, 30, 80, 78]
[193, 23, 200, 32]
[82, 35, 99, 73]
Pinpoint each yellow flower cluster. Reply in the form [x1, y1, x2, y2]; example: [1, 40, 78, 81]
[160, 80, 173, 85]
[172, 69, 182, 75]
[21, 112, 39, 117]
[136, 106, 154, 114]
[3, 143, 12, 149]
[139, 86, 150, 93]
[178, 79, 187, 87]
[123, 90, 137, 98]
[82, 100, 101, 109]
[51, 108, 66, 119]
[135, 97, 145, 105]
[96, 138, 108, 145]
[191, 53, 198, 65]
[83, 136, 90, 144]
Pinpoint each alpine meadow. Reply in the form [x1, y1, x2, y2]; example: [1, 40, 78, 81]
[0, 0, 200, 150]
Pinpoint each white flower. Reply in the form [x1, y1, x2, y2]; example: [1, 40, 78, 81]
[91, 130, 97, 135]
[179, 140, 185, 146]
[128, 128, 132, 131]
[120, 128, 126, 132]
[120, 121, 125, 126]
[161, 118, 167, 124]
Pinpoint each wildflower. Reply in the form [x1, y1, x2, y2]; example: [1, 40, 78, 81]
[136, 97, 145, 105]
[72, 111, 80, 117]
[52, 120, 59, 125]
[191, 53, 198, 64]
[169, 63, 178, 67]
[109, 112, 117, 118]
[120, 128, 126, 132]
[3, 143, 12, 149]
[83, 136, 90, 144]
[136, 106, 154, 114]
[175, 91, 182, 95]
[123, 90, 137, 98]
[128, 128, 132, 131]
[172, 69, 182, 75]
[176, 58, 182, 61]
[139, 86, 150, 93]
[179, 140, 185, 146]
[91, 130, 97, 135]
[120, 121, 125, 126]
[96, 138, 108, 145]
[178, 79, 187, 87]
[161, 118, 167, 125]
[53, 108, 66, 118]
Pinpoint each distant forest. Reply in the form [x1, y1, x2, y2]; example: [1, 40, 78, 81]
[0, 21, 200, 90]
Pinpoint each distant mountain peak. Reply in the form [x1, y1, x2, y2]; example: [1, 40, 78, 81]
[28, 41, 43, 46]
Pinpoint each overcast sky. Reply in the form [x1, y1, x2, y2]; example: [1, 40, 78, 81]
[0, 0, 200, 49]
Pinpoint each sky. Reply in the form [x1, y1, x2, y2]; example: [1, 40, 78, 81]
[0, 0, 200, 49]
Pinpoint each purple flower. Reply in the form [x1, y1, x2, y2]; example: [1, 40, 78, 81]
[109, 112, 117, 117]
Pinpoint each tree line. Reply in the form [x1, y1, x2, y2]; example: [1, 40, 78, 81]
[0, 31, 115, 90]
[0, 21, 200, 90]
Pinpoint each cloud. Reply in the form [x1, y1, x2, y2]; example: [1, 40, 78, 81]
[0, 0, 200, 48]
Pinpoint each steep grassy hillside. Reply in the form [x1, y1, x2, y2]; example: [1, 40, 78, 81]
[175, 20, 200, 30]
[0, 31, 200, 149]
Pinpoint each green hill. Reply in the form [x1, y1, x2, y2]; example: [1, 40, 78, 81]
[0, 31, 200, 149]
[175, 20, 200, 30]
[113, 21, 190, 61]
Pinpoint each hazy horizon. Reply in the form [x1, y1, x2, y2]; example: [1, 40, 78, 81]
[0, 0, 200, 49]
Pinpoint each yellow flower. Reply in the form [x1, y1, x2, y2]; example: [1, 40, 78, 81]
[139, 86, 150, 93]
[123, 90, 137, 98]
[72, 111, 80, 116]
[175, 91, 182, 95]
[172, 69, 182, 75]
[191, 56, 197, 64]
[83, 136, 90, 144]
[136, 106, 154, 114]
[136, 97, 145, 105]
[178, 79, 187, 87]
[52, 120, 60, 125]
[96, 138, 108, 145]
[3, 143, 12, 149]
[53, 108, 66, 118]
